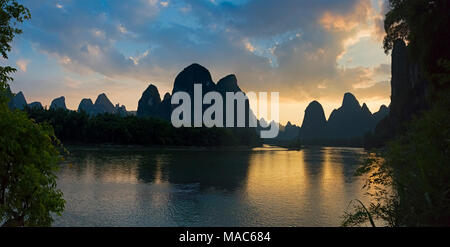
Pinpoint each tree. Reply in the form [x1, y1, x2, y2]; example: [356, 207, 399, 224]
[0, 0, 65, 226]
[343, 0, 450, 226]
[0, 0, 30, 92]
[0, 104, 65, 226]
[383, 0, 450, 90]
[342, 92, 450, 226]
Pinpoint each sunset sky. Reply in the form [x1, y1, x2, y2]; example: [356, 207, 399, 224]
[5, 0, 391, 125]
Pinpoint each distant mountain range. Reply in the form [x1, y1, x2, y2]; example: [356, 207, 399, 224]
[6, 63, 389, 146]
[77, 93, 127, 116]
[7, 90, 127, 117]
[272, 93, 389, 146]
[5, 39, 428, 148]
[6, 88, 44, 111]
[50, 96, 67, 110]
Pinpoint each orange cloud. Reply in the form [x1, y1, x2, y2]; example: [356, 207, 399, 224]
[320, 12, 359, 32]
[16, 59, 31, 72]
[319, 0, 372, 32]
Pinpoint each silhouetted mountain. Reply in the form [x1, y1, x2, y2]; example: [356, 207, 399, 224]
[138, 64, 254, 127]
[137, 84, 161, 118]
[8, 91, 27, 110]
[5, 89, 42, 110]
[367, 39, 429, 147]
[343, 93, 360, 110]
[277, 121, 301, 141]
[159, 93, 172, 120]
[115, 104, 127, 117]
[373, 105, 389, 123]
[216, 74, 241, 93]
[216, 74, 252, 127]
[77, 93, 127, 116]
[136, 85, 173, 120]
[283, 94, 391, 147]
[78, 98, 94, 113]
[28, 102, 43, 110]
[172, 63, 215, 95]
[171, 64, 217, 125]
[50, 96, 66, 110]
[94, 93, 116, 114]
[326, 93, 373, 138]
[300, 100, 327, 140]
[361, 103, 373, 118]
[24, 65, 261, 147]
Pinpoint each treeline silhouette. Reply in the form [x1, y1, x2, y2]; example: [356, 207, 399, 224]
[25, 107, 261, 147]
[266, 136, 363, 148]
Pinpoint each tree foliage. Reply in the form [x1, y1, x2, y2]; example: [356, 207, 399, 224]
[344, 0, 450, 226]
[343, 62, 450, 226]
[343, 92, 450, 226]
[0, 0, 30, 90]
[25, 107, 262, 147]
[0, 0, 65, 226]
[383, 0, 450, 90]
[0, 104, 65, 226]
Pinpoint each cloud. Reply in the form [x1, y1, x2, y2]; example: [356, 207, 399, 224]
[129, 50, 150, 65]
[373, 63, 390, 76]
[373, 0, 389, 42]
[160, 1, 170, 7]
[16, 59, 31, 72]
[117, 24, 127, 34]
[15, 0, 392, 123]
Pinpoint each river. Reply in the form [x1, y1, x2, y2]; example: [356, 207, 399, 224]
[53, 145, 372, 226]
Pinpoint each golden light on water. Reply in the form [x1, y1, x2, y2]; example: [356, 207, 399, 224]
[243, 147, 369, 225]
[58, 147, 376, 226]
[97, 159, 139, 184]
[317, 148, 346, 220]
[244, 149, 313, 224]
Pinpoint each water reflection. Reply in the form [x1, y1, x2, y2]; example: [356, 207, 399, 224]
[54, 146, 369, 226]
[137, 149, 253, 191]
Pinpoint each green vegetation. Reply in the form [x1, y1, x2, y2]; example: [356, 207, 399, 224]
[25, 107, 262, 147]
[0, 0, 65, 226]
[266, 137, 302, 150]
[300, 137, 363, 148]
[343, 93, 450, 226]
[0, 0, 30, 88]
[343, 0, 450, 226]
[0, 103, 65, 226]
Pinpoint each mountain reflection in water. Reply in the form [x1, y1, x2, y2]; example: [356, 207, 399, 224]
[54, 146, 371, 226]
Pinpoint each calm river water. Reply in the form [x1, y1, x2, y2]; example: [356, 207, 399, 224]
[53, 145, 372, 226]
